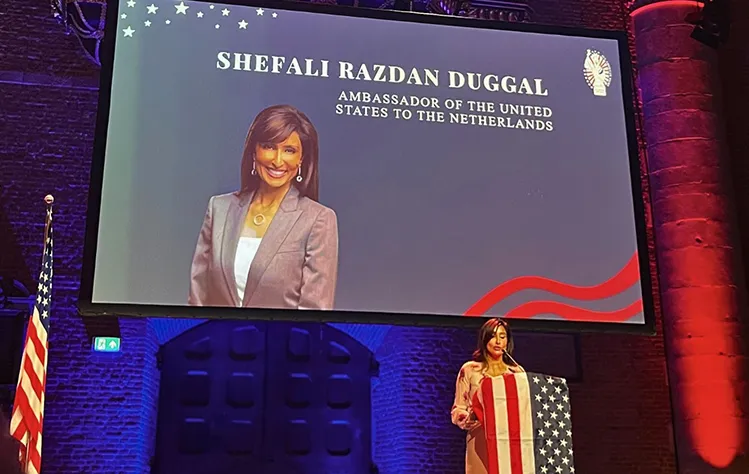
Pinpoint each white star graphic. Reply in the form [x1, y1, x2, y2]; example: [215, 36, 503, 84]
[121, 13, 127, 19]
[209, 4, 214, 8]
[566, 430, 572, 437]
[146, 3, 158, 14]
[564, 412, 571, 420]
[562, 394, 569, 402]
[42, 273, 49, 282]
[197, 11, 203, 17]
[222, 8, 230, 16]
[549, 395, 556, 402]
[535, 394, 542, 402]
[538, 429, 545, 437]
[144, 19, 151, 26]
[540, 467, 548, 474]
[42, 310, 48, 318]
[37, 295, 41, 304]
[562, 457, 570, 465]
[555, 385, 562, 394]
[550, 412, 558, 420]
[42, 297, 49, 306]
[546, 439, 553, 447]
[552, 429, 559, 437]
[541, 385, 548, 393]
[571, 466, 575, 473]
[127, 0, 136, 6]
[536, 411, 544, 419]
[555, 466, 562, 474]
[175, 1, 189, 14]
[547, 377, 555, 384]
[272, 12, 277, 18]
[165, 19, 171, 24]
[560, 439, 568, 447]
[543, 403, 549, 411]
[533, 376, 540, 384]
[215, 24, 220, 29]
[123, 25, 135, 36]
[554, 448, 561, 456]
[256, 7, 264, 15]
[238, 19, 247, 28]
[559, 421, 566, 429]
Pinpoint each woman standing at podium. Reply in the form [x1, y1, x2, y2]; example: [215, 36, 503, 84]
[451, 318, 525, 474]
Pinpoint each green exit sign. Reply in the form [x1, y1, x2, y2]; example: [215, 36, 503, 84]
[92, 337, 121, 353]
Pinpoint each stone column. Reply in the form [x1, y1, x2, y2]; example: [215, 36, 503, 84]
[630, 1, 749, 472]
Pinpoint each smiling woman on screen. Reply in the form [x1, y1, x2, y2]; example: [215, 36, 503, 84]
[451, 318, 525, 474]
[188, 104, 339, 310]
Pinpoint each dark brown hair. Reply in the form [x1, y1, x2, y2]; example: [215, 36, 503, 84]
[472, 318, 517, 366]
[240, 104, 320, 201]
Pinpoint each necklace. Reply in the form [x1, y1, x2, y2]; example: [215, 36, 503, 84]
[485, 361, 508, 377]
[250, 200, 279, 227]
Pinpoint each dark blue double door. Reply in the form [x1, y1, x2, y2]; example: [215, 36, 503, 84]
[153, 321, 374, 474]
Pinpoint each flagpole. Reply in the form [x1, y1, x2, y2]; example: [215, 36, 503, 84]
[43, 195, 54, 243]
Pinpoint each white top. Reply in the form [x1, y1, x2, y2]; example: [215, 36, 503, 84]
[234, 237, 262, 304]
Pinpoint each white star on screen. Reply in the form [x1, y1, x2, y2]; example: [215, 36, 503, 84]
[238, 19, 248, 29]
[209, 4, 215, 8]
[175, 1, 189, 14]
[215, 24, 220, 29]
[144, 19, 151, 26]
[127, 0, 136, 7]
[122, 26, 135, 37]
[222, 8, 230, 16]
[272, 12, 277, 18]
[197, 11, 204, 17]
[165, 19, 171, 24]
[146, 3, 158, 14]
[256, 7, 264, 15]
[121, 13, 127, 18]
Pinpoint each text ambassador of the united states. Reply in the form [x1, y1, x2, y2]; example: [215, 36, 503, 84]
[188, 104, 339, 310]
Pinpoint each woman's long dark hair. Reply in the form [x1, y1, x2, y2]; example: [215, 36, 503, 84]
[239, 104, 320, 201]
[472, 318, 517, 366]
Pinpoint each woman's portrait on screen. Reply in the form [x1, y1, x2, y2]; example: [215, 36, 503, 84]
[188, 104, 339, 310]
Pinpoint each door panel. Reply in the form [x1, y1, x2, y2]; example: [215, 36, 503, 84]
[154, 321, 373, 474]
[154, 321, 267, 474]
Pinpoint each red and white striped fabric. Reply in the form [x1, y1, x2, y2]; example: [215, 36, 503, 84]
[471, 372, 575, 474]
[10, 208, 53, 474]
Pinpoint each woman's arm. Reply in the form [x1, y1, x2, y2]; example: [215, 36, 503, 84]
[299, 207, 339, 310]
[451, 365, 480, 431]
[188, 196, 214, 306]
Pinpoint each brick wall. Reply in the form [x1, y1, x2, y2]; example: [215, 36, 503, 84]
[372, 326, 476, 474]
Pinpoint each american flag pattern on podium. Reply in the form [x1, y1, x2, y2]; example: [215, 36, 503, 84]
[10, 208, 53, 474]
[471, 372, 575, 474]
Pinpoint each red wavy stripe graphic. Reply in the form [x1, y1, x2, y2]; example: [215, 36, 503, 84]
[506, 299, 644, 322]
[464, 252, 641, 318]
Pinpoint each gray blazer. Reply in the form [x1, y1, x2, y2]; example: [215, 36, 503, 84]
[188, 186, 339, 309]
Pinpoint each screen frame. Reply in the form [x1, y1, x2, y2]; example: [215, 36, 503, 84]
[79, 0, 656, 335]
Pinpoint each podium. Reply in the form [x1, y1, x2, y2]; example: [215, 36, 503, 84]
[471, 372, 575, 474]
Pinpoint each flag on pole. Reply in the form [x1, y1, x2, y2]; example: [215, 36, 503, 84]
[10, 204, 53, 474]
[472, 372, 575, 474]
